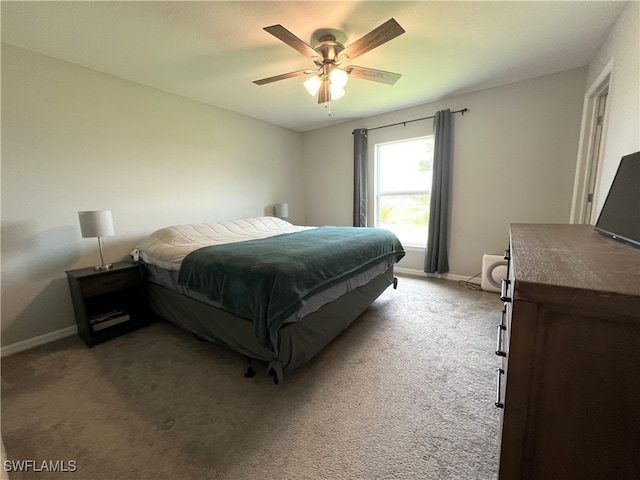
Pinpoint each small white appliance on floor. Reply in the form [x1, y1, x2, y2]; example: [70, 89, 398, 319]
[481, 254, 508, 293]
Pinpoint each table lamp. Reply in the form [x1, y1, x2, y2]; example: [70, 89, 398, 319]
[275, 203, 289, 219]
[78, 210, 115, 270]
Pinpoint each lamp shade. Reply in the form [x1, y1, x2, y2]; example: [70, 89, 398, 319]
[78, 210, 114, 238]
[274, 203, 289, 219]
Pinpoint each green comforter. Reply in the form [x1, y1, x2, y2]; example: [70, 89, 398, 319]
[177, 226, 405, 349]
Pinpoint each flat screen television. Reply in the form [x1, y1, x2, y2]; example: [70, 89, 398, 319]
[594, 151, 640, 248]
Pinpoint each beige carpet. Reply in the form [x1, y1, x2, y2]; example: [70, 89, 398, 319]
[1, 275, 502, 480]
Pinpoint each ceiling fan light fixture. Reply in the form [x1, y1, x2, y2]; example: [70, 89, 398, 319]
[329, 68, 348, 88]
[303, 75, 322, 96]
[329, 84, 346, 100]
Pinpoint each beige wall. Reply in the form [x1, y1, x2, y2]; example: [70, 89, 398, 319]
[302, 67, 587, 276]
[585, 3, 640, 217]
[1, 45, 304, 347]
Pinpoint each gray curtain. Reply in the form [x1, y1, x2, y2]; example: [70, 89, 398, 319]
[424, 109, 452, 274]
[353, 129, 368, 227]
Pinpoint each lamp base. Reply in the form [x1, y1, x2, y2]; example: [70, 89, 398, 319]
[93, 264, 113, 271]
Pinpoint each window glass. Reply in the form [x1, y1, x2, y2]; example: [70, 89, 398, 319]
[375, 137, 434, 247]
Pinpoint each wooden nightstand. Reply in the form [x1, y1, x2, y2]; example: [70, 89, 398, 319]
[66, 261, 149, 347]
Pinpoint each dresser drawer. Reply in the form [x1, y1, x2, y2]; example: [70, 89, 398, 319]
[81, 269, 140, 297]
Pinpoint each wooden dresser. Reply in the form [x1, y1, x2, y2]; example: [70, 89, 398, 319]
[496, 224, 640, 480]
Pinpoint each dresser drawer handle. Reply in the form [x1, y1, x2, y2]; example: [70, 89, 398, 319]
[495, 368, 505, 409]
[500, 279, 511, 302]
[496, 324, 507, 357]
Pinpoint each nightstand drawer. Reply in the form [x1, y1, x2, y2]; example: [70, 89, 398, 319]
[81, 269, 140, 297]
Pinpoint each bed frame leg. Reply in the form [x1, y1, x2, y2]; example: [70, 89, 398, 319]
[393, 276, 398, 289]
[244, 357, 256, 378]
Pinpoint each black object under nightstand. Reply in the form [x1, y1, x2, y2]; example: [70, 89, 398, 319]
[66, 261, 149, 347]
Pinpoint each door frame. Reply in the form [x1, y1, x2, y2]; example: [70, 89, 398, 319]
[570, 59, 613, 224]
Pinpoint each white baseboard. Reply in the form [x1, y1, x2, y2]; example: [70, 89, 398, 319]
[1, 325, 78, 357]
[394, 267, 482, 286]
[394, 267, 428, 277]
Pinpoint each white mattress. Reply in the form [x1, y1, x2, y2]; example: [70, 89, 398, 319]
[133, 216, 311, 271]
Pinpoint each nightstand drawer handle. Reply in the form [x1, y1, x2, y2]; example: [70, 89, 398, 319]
[500, 279, 511, 302]
[495, 368, 505, 409]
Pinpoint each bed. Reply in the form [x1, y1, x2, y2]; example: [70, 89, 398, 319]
[133, 216, 405, 383]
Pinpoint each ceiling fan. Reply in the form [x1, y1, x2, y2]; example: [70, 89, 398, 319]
[253, 18, 405, 104]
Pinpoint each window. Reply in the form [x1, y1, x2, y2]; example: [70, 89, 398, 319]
[375, 136, 434, 247]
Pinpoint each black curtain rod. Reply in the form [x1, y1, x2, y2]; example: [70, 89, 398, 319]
[366, 108, 468, 132]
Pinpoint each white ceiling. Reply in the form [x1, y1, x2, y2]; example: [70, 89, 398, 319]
[1, 1, 628, 132]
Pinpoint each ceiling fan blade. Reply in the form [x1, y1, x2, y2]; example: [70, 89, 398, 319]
[253, 69, 312, 86]
[345, 65, 402, 85]
[264, 24, 319, 60]
[341, 18, 405, 61]
[317, 79, 329, 104]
